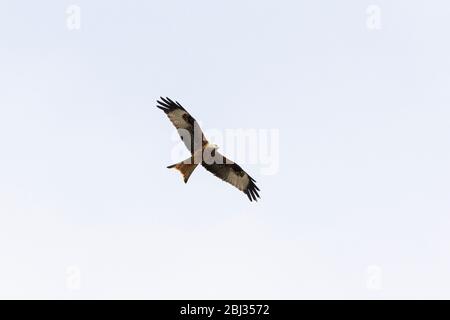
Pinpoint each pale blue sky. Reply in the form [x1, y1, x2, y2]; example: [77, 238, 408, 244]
[0, 0, 449, 299]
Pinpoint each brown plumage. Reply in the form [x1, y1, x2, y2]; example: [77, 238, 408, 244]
[157, 97, 260, 202]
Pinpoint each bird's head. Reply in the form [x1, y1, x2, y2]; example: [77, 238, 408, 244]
[208, 142, 219, 150]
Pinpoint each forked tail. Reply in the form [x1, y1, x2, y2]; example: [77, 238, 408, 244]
[167, 156, 199, 183]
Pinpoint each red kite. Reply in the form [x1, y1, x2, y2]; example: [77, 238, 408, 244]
[157, 97, 260, 202]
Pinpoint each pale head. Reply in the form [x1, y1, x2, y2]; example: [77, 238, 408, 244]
[207, 142, 219, 150]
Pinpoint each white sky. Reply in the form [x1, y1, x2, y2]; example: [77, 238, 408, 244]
[0, 0, 449, 299]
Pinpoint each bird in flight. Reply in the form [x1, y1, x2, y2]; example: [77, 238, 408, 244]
[157, 97, 260, 202]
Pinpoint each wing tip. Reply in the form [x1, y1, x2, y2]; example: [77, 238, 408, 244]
[245, 181, 260, 202]
[156, 97, 186, 112]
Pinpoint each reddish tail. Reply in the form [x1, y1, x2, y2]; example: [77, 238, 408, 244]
[167, 157, 199, 183]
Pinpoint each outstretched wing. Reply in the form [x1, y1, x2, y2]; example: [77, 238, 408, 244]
[157, 97, 206, 153]
[202, 152, 260, 202]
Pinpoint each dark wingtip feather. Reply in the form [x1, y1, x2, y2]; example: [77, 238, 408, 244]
[157, 97, 186, 113]
[156, 98, 169, 111]
[246, 180, 260, 202]
[175, 100, 185, 110]
[157, 105, 168, 112]
[250, 189, 257, 201]
[161, 97, 171, 104]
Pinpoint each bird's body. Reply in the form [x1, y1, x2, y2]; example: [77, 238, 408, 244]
[157, 97, 260, 202]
